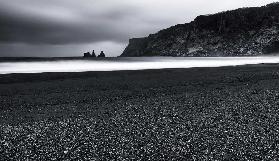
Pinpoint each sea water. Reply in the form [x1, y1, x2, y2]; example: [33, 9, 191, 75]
[1, 57, 279, 74]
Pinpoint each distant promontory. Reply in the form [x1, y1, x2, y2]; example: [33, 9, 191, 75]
[121, 3, 279, 57]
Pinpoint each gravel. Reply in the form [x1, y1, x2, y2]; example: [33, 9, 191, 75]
[1, 64, 279, 160]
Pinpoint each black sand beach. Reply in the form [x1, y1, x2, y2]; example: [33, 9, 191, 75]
[1, 64, 279, 160]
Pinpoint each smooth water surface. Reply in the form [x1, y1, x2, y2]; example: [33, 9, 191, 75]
[1, 57, 279, 74]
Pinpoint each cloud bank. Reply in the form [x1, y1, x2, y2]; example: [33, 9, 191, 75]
[0, 0, 276, 57]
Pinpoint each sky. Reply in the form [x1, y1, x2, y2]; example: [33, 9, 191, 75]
[0, 0, 277, 57]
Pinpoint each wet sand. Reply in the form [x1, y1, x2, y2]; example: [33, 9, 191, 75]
[1, 64, 279, 160]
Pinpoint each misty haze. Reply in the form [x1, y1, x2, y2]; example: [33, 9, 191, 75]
[0, 56, 279, 74]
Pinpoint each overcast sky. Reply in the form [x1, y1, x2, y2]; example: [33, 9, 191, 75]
[0, 0, 276, 57]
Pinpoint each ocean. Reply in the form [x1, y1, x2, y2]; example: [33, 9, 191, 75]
[1, 57, 279, 74]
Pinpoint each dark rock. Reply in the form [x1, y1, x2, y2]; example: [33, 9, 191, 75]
[98, 51, 106, 58]
[121, 2, 279, 57]
[91, 50, 96, 57]
[83, 52, 91, 57]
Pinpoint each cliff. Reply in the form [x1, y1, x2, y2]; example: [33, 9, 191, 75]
[121, 3, 279, 57]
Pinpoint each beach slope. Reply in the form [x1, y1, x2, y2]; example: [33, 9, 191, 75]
[0, 64, 279, 160]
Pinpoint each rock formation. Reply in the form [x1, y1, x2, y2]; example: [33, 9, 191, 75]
[121, 2, 279, 57]
[98, 51, 106, 58]
[91, 50, 96, 57]
[83, 52, 91, 57]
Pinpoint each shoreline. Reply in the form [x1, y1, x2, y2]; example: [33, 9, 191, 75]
[2, 56, 279, 75]
[0, 63, 277, 83]
[1, 55, 278, 62]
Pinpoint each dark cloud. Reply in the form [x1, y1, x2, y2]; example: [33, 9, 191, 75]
[0, 0, 275, 57]
[0, 2, 141, 44]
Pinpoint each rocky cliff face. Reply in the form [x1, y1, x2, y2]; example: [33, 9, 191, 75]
[121, 3, 279, 57]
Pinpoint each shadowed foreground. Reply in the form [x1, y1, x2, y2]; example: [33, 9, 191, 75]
[0, 64, 279, 160]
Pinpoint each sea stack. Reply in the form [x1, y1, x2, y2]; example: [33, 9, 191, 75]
[83, 52, 91, 57]
[98, 51, 106, 57]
